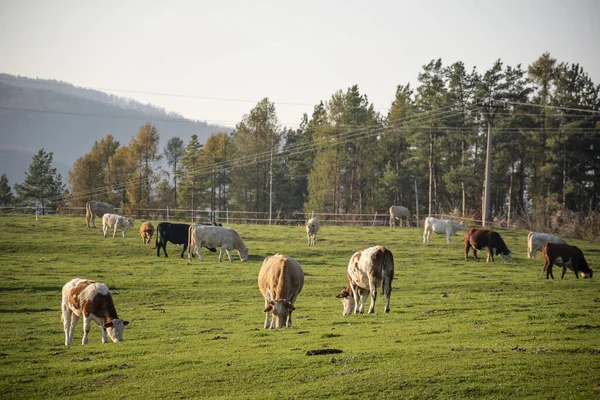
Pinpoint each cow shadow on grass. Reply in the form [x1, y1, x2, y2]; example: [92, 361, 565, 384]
[0, 307, 54, 313]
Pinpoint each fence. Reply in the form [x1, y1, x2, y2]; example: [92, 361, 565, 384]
[1, 205, 516, 230]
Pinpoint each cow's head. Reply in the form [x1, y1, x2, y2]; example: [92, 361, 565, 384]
[103, 318, 129, 342]
[336, 288, 355, 315]
[456, 221, 468, 231]
[501, 251, 511, 263]
[238, 247, 249, 262]
[127, 218, 135, 227]
[579, 266, 593, 279]
[264, 299, 294, 328]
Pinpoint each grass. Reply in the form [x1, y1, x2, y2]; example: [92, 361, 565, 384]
[0, 215, 598, 399]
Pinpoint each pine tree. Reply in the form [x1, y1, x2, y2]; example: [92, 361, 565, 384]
[164, 136, 184, 208]
[14, 149, 65, 212]
[0, 174, 13, 206]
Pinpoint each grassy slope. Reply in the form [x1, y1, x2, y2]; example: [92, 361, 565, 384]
[0, 215, 598, 399]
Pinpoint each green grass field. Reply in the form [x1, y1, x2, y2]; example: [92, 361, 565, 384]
[0, 215, 598, 399]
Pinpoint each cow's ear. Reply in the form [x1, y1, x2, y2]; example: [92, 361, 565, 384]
[104, 321, 114, 328]
[289, 305, 296, 311]
[264, 305, 273, 312]
[335, 293, 344, 298]
[269, 300, 275, 305]
[123, 320, 130, 326]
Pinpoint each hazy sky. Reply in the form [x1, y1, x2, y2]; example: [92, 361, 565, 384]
[1, 0, 599, 128]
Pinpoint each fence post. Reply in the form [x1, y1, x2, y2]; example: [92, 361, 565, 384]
[167, 206, 169, 221]
[372, 212, 377, 227]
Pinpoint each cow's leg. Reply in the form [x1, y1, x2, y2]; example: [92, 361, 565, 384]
[350, 284, 361, 314]
[68, 313, 80, 346]
[464, 243, 470, 260]
[423, 229, 428, 243]
[82, 315, 91, 345]
[545, 260, 555, 279]
[62, 306, 72, 346]
[382, 276, 392, 313]
[264, 306, 271, 329]
[113, 226, 117, 238]
[446, 232, 451, 244]
[486, 250, 492, 263]
[103, 225, 108, 238]
[122, 229, 126, 238]
[180, 243, 188, 258]
[101, 327, 108, 343]
[473, 248, 479, 261]
[307, 233, 310, 246]
[368, 278, 378, 314]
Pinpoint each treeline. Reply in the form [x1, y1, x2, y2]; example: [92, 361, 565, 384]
[4, 53, 599, 238]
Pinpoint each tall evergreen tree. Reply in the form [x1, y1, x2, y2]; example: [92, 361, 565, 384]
[164, 136, 184, 208]
[14, 149, 65, 212]
[0, 174, 13, 206]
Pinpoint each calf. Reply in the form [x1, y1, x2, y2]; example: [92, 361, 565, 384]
[464, 228, 511, 262]
[305, 216, 320, 246]
[61, 278, 129, 346]
[258, 254, 304, 329]
[423, 217, 467, 244]
[342, 246, 394, 314]
[102, 213, 134, 238]
[541, 242, 593, 279]
[527, 232, 566, 259]
[139, 221, 155, 244]
[336, 284, 369, 316]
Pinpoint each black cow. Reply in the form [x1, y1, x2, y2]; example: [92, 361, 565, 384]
[155, 222, 217, 258]
[464, 228, 511, 262]
[542, 243, 593, 279]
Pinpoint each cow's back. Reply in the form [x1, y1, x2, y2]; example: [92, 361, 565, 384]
[259, 254, 304, 300]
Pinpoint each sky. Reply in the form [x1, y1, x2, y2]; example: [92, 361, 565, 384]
[1, 0, 599, 129]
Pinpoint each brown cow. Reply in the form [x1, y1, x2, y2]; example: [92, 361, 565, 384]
[139, 221, 155, 244]
[541, 243, 593, 279]
[258, 254, 304, 329]
[464, 228, 511, 262]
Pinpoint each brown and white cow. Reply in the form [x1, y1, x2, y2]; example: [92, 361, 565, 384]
[305, 216, 320, 246]
[102, 213, 135, 238]
[541, 242, 593, 279]
[187, 224, 248, 262]
[61, 278, 129, 346]
[464, 228, 511, 263]
[139, 221, 155, 244]
[389, 205, 410, 227]
[258, 254, 304, 329]
[527, 232, 566, 259]
[85, 201, 115, 228]
[340, 245, 394, 314]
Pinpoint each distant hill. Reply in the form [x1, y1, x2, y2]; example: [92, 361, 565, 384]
[0, 74, 232, 187]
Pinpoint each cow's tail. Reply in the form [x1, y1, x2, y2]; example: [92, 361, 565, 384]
[381, 248, 394, 295]
[154, 227, 161, 249]
[187, 224, 195, 260]
[85, 202, 92, 228]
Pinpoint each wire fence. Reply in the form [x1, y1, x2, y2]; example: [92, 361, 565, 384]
[0, 205, 517, 230]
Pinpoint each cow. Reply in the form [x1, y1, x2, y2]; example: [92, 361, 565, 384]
[464, 228, 511, 263]
[340, 245, 394, 314]
[187, 224, 248, 262]
[155, 222, 217, 258]
[423, 217, 468, 244]
[305, 216, 320, 246]
[541, 243, 593, 279]
[139, 221, 155, 244]
[258, 254, 304, 329]
[102, 213, 134, 238]
[527, 232, 566, 259]
[389, 205, 410, 227]
[85, 201, 115, 228]
[61, 278, 129, 346]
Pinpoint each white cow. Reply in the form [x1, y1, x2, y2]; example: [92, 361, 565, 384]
[61, 278, 129, 346]
[85, 201, 115, 228]
[102, 213, 134, 238]
[423, 217, 468, 244]
[527, 232, 566, 259]
[341, 245, 394, 314]
[389, 205, 411, 227]
[305, 216, 320, 246]
[258, 254, 304, 329]
[187, 225, 249, 262]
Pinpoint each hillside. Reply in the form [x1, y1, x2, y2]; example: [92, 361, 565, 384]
[0, 74, 232, 186]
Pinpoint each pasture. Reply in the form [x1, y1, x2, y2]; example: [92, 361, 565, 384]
[0, 215, 598, 399]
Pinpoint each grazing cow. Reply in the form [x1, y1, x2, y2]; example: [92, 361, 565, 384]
[85, 201, 115, 228]
[155, 222, 217, 258]
[305, 216, 320, 246]
[258, 254, 304, 329]
[423, 217, 468, 244]
[139, 221, 155, 244]
[61, 278, 129, 346]
[527, 232, 566, 259]
[102, 213, 134, 238]
[188, 224, 249, 262]
[389, 205, 411, 227]
[341, 245, 394, 314]
[464, 228, 511, 262]
[541, 243, 593, 279]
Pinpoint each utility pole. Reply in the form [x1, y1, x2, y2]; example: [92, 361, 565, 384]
[477, 99, 506, 227]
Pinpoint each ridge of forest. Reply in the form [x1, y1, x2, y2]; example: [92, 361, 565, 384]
[0, 73, 231, 184]
[2, 54, 600, 238]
